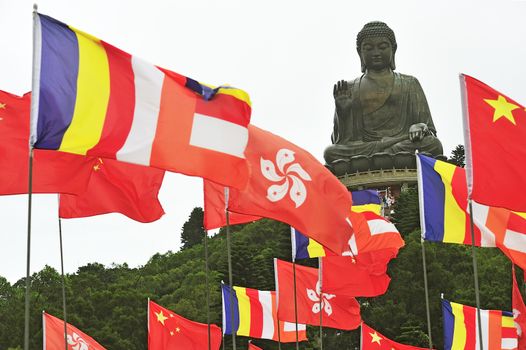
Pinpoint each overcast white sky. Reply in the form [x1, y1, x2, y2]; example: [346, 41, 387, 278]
[1, 0, 525, 284]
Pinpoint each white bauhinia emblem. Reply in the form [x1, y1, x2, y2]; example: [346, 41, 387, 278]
[67, 332, 89, 350]
[306, 281, 336, 316]
[261, 149, 312, 208]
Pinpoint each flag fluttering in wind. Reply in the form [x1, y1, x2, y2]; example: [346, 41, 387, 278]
[418, 153, 526, 270]
[226, 125, 355, 255]
[248, 341, 264, 350]
[203, 180, 261, 230]
[361, 323, 431, 350]
[274, 259, 361, 330]
[148, 300, 222, 350]
[290, 190, 383, 260]
[221, 283, 307, 342]
[32, 14, 251, 189]
[43, 312, 106, 350]
[460, 74, 526, 212]
[442, 299, 517, 350]
[0, 90, 95, 195]
[59, 158, 165, 223]
[512, 266, 526, 350]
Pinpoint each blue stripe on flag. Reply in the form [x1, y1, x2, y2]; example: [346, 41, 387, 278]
[419, 154, 446, 242]
[36, 14, 79, 149]
[352, 190, 381, 205]
[441, 300, 454, 350]
[221, 283, 240, 335]
[293, 228, 311, 260]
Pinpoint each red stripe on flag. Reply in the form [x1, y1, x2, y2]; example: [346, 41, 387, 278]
[501, 326, 517, 339]
[246, 288, 263, 338]
[195, 93, 251, 127]
[488, 310, 501, 350]
[464, 305, 477, 350]
[87, 41, 135, 158]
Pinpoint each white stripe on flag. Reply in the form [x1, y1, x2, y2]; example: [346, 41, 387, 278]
[367, 219, 397, 236]
[471, 201, 497, 247]
[502, 337, 518, 349]
[476, 309, 489, 350]
[190, 113, 248, 158]
[283, 322, 306, 331]
[116, 56, 163, 165]
[504, 229, 526, 253]
[259, 291, 274, 339]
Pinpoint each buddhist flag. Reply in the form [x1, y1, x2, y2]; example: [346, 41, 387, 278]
[148, 300, 222, 350]
[32, 14, 251, 189]
[274, 259, 361, 330]
[460, 74, 526, 212]
[203, 180, 261, 230]
[361, 323, 431, 350]
[512, 266, 526, 350]
[0, 90, 95, 195]
[227, 125, 354, 255]
[59, 158, 165, 223]
[221, 283, 307, 342]
[418, 153, 526, 270]
[43, 312, 106, 349]
[291, 190, 383, 260]
[442, 299, 517, 350]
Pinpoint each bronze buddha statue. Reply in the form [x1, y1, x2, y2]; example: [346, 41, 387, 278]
[324, 21, 443, 167]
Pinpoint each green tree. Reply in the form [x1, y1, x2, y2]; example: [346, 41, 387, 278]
[180, 207, 205, 250]
[448, 144, 465, 167]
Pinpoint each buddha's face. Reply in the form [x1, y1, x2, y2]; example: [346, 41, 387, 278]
[360, 36, 393, 72]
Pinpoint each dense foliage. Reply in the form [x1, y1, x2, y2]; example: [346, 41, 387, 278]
[0, 153, 519, 348]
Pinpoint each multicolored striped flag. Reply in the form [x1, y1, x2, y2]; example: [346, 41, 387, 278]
[32, 14, 251, 189]
[221, 283, 307, 343]
[417, 153, 526, 269]
[442, 299, 517, 350]
[291, 190, 384, 260]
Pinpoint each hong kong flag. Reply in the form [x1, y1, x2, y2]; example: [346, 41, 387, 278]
[461, 74, 526, 212]
[274, 259, 361, 330]
[43, 312, 106, 349]
[228, 125, 354, 255]
[148, 300, 222, 350]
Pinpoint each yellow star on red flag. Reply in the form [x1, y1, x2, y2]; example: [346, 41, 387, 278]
[155, 310, 168, 326]
[0, 102, 6, 109]
[484, 95, 520, 125]
[370, 331, 382, 345]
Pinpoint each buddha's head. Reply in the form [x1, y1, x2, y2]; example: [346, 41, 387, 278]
[356, 21, 397, 73]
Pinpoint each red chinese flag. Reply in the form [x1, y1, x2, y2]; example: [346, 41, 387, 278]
[0, 90, 94, 195]
[461, 74, 526, 212]
[148, 300, 222, 350]
[43, 312, 106, 349]
[59, 158, 165, 223]
[513, 266, 526, 350]
[228, 125, 354, 255]
[321, 249, 394, 297]
[248, 341, 264, 350]
[203, 180, 261, 230]
[274, 258, 361, 330]
[361, 323, 431, 350]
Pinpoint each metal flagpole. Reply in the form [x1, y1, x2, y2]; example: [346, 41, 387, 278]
[318, 257, 323, 350]
[277, 318, 282, 350]
[224, 188, 236, 350]
[292, 261, 300, 350]
[468, 200, 484, 350]
[420, 239, 433, 349]
[58, 217, 68, 350]
[204, 228, 212, 350]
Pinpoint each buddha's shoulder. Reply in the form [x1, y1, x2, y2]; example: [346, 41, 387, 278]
[395, 72, 423, 85]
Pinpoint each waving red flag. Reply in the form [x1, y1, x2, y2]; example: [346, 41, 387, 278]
[0, 90, 94, 195]
[228, 125, 354, 254]
[43, 312, 106, 349]
[362, 323, 431, 350]
[248, 341, 264, 350]
[203, 180, 261, 230]
[322, 249, 394, 297]
[148, 300, 222, 350]
[461, 74, 526, 212]
[59, 158, 165, 223]
[274, 259, 361, 330]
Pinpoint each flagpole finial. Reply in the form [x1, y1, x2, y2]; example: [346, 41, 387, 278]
[33, 3, 38, 12]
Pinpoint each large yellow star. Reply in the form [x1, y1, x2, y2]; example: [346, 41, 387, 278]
[155, 310, 168, 325]
[484, 95, 520, 125]
[370, 331, 382, 345]
[0, 103, 6, 109]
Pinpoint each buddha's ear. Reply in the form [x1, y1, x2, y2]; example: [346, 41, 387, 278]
[390, 54, 396, 71]
[360, 55, 366, 73]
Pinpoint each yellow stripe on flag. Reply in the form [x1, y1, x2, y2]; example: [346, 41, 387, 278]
[217, 86, 251, 106]
[60, 27, 110, 155]
[307, 238, 326, 258]
[502, 315, 514, 327]
[434, 161, 466, 244]
[451, 302, 467, 349]
[352, 204, 381, 215]
[233, 286, 251, 336]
